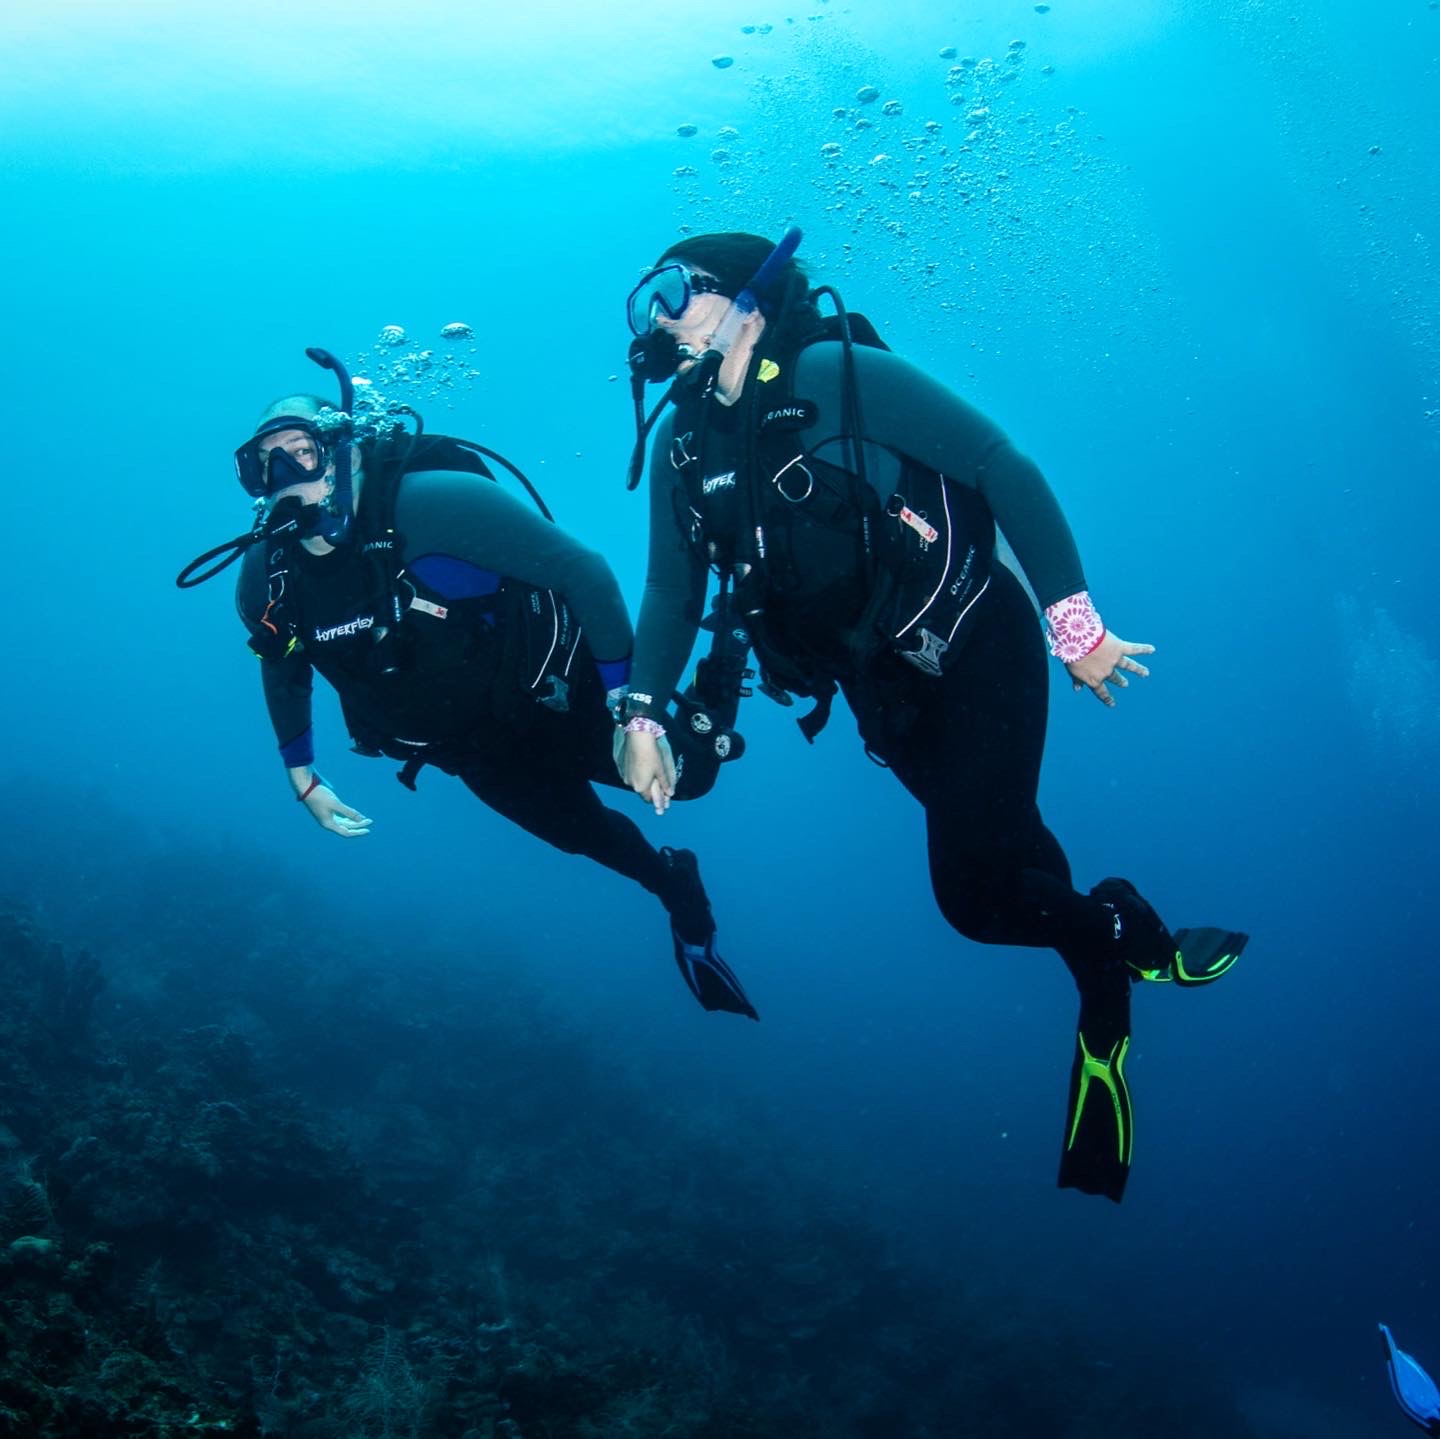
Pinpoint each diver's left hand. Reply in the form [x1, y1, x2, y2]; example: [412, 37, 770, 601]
[616, 727, 677, 815]
[1067, 632, 1154, 708]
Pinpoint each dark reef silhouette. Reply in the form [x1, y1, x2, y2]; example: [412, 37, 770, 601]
[0, 783, 1262, 1437]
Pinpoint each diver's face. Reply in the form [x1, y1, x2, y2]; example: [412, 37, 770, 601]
[654, 269, 736, 371]
[262, 427, 333, 505]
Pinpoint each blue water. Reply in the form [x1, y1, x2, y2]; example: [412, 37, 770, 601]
[5, 1, 1438, 1433]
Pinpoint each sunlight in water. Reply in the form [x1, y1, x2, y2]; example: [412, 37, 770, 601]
[2, 0, 1182, 172]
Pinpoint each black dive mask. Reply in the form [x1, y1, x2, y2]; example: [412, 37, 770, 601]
[234, 417, 331, 498]
[266, 442, 324, 494]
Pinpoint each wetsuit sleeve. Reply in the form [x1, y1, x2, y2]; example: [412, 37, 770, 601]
[259, 654, 316, 766]
[396, 472, 634, 664]
[629, 413, 709, 719]
[799, 345, 1088, 609]
[235, 547, 316, 765]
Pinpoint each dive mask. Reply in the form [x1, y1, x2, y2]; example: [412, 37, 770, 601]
[626, 264, 726, 336]
[234, 417, 331, 498]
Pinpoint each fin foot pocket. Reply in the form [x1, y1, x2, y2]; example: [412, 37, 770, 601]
[659, 847, 759, 1020]
[1090, 876, 1176, 982]
[657, 846, 714, 944]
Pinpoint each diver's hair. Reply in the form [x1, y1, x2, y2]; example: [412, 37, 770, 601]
[659, 231, 823, 361]
[251, 393, 337, 433]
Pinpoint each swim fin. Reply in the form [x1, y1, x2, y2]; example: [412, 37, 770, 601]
[1381, 1324, 1440, 1433]
[672, 929, 759, 1021]
[1171, 926, 1249, 987]
[1058, 889, 1248, 1200]
[1057, 960, 1133, 1203]
[658, 847, 759, 1021]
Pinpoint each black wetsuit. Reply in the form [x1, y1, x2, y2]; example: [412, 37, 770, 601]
[630, 342, 1115, 966]
[237, 471, 696, 922]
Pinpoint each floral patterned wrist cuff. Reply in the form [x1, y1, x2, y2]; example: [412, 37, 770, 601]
[1045, 591, 1105, 663]
[623, 716, 667, 738]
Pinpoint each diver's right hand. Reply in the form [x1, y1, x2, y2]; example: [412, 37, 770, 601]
[299, 784, 373, 837]
[618, 728, 677, 816]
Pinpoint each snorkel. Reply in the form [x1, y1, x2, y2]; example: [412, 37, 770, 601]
[304, 346, 356, 546]
[624, 225, 804, 490]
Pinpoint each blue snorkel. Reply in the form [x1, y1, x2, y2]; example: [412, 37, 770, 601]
[742, 224, 804, 309]
[697, 224, 803, 364]
[304, 346, 356, 546]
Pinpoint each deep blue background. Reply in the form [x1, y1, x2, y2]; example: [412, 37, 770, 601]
[4, 2, 1437, 1432]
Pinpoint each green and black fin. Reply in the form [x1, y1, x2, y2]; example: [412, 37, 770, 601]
[1171, 926, 1249, 988]
[1057, 969, 1133, 1203]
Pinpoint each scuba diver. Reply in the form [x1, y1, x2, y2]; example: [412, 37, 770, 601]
[1381, 1324, 1440, 1434]
[176, 348, 757, 1021]
[614, 228, 1248, 1200]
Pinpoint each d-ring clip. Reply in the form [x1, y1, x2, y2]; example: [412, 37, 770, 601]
[773, 454, 814, 503]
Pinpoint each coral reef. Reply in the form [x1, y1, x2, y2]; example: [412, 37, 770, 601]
[0, 797, 1262, 1437]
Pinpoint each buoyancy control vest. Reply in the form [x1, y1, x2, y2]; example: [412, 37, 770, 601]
[669, 316, 996, 712]
[242, 434, 583, 761]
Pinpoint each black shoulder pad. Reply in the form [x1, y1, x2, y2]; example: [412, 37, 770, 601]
[843, 312, 889, 352]
[402, 435, 496, 480]
[801, 312, 890, 353]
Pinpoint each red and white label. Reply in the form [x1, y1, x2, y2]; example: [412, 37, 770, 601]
[899, 506, 938, 544]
